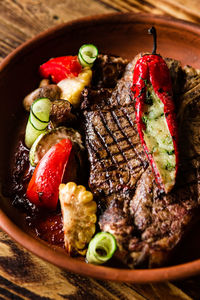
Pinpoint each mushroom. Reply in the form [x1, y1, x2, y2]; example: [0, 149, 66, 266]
[50, 99, 77, 128]
[23, 84, 61, 111]
[39, 79, 50, 87]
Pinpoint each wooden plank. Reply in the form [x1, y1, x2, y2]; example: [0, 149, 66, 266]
[99, 0, 164, 14]
[0, 0, 116, 60]
[100, 0, 200, 23]
[0, 230, 195, 299]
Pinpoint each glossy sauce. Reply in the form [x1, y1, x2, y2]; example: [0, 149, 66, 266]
[8, 138, 65, 248]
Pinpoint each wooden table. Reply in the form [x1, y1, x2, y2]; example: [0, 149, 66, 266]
[1, 1, 200, 299]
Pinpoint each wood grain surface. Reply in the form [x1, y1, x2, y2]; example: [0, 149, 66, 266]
[1, 0, 200, 299]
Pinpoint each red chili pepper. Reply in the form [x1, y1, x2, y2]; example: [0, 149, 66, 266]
[39, 56, 82, 83]
[131, 27, 178, 193]
[26, 138, 72, 210]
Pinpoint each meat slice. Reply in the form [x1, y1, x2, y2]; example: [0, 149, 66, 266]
[84, 106, 147, 200]
[91, 54, 129, 89]
[82, 57, 147, 203]
[82, 54, 200, 268]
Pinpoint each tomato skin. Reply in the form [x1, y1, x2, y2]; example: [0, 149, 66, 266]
[39, 56, 82, 83]
[26, 138, 72, 210]
[131, 54, 178, 192]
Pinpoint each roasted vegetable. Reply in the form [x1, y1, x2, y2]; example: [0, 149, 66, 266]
[23, 84, 61, 111]
[131, 27, 178, 193]
[59, 182, 97, 255]
[39, 56, 82, 83]
[39, 79, 50, 87]
[29, 126, 84, 167]
[86, 232, 117, 265]
[25, 98, 51, 148]
[50, 99, 77, 127]
[78, 44, 98, 67]
[57, 67, 92, 107]
[27, 138, 72, 210]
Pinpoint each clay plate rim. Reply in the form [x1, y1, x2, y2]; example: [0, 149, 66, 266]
[1, 12, 200, 283]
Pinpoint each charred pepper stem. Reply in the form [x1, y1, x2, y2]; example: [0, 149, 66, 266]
[148, 26, 157, 55]
[131, 27, 178, 193]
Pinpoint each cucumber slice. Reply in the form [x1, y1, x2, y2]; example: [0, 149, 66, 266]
[86, 232, 117, 265]
[29, 132, 46, 166]
[78, 53, 93, 68]
[29, 112, 48, 131]
[29, 126, 84, 166]
[31, 97, 51, 122]
[25, 98, 51, 148]
[25, 117, 47, 149]
[30, 97, 51, 130]
[78, 44, 98, 67]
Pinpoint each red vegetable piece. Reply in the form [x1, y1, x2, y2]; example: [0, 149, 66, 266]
[39, 56, 82, 83]
[26, 138, 72, 210]
[131, 27, 178, 193]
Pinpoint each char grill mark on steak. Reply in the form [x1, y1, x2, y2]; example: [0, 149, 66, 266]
[82, 54, 147, 200]
[82, 54, 200, 268]
[85, 107, 146, 198]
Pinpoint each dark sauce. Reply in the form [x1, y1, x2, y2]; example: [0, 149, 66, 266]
[7, 137, 65, 248]
[27, 212, 64, 248]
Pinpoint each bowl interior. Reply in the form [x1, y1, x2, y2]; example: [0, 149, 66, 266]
[1, 13, 200, 282]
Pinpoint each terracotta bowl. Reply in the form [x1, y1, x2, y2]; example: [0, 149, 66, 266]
[1, 13, 200, 283]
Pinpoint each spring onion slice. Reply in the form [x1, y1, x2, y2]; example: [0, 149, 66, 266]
[86, 232, 117, 265]
[25, 98, 51, 148]
[78, 44, 98, 67]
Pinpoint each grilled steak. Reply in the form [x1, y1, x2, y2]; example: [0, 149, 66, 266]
[81, 54, 200, 268]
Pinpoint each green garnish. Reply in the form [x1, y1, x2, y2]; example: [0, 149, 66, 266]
[25, 98, 51, 148]
[142, 115, 148, 125]
[78, 44, 98, 67]
[162, 136, 173, 145]
[165, 161, 175, 171]
[86, 232, 117, 265]
[166, 150, 175, 155]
